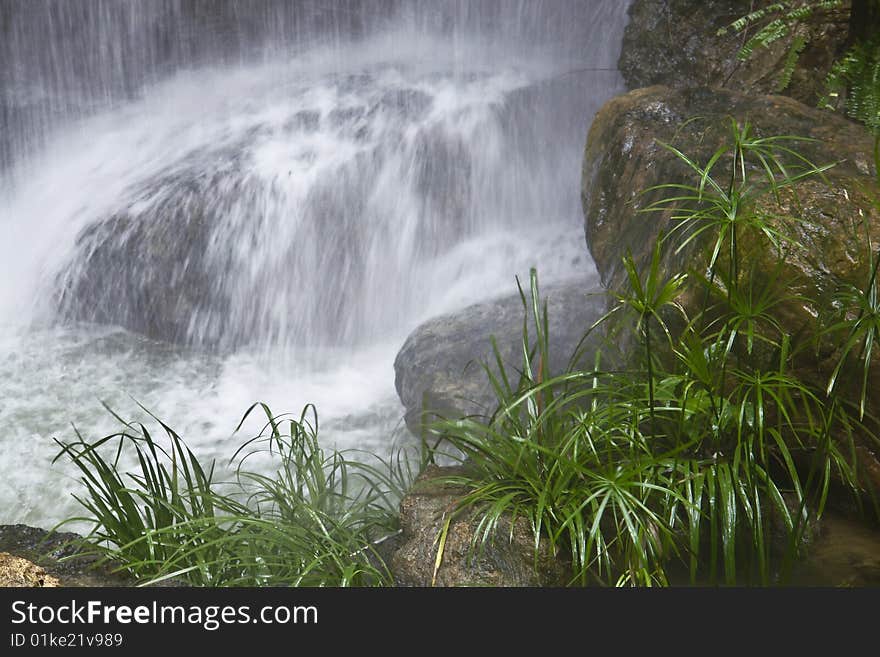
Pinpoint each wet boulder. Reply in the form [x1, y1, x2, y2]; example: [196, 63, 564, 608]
[581, 84, 880, 485]
[390, 465, 569, 587]
[393, 278, 606, 435]
[54, 168, 250, 349]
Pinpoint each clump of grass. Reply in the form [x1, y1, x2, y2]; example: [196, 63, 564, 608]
[54, 403, 419, 586]
[428, 119, 877, 586]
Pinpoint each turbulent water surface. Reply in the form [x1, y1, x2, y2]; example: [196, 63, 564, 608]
[0, 1, 630, 526]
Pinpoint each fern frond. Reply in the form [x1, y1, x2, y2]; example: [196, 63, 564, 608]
[719, 1, 847, 99]
[776, 34, 808, 92]
[719, 3, 787, 37]
[824, 36, 880, 133]
[719, 0, 844, 64]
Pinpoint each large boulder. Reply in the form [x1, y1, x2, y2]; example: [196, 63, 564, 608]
[582, 85, 878, 293]
[393, 278, 607, 435]
[390, 465, 568, 586]
[54, 69, 597, 351]
[581, 84, 880, 484]
[50, 87, 443, 350]
[619, 0, 850, 104]
[55, 170, 240, 348]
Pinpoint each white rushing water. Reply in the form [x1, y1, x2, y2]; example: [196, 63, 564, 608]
[0, 1, 630, 526]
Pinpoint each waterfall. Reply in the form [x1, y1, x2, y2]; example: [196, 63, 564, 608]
[0, 0, 631, 525]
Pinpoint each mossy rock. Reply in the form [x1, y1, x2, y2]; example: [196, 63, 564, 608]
[390, 465, 569, 587]
[581, 84, 880, 489]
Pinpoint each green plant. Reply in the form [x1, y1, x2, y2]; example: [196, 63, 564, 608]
[718, 1, 845, 92]
[54, 403, 419, 586]
[611, 241, 688, 437]
[429, 120, 872, 587]
[645, 119, 832, 287]
[53, 404, 223, 577]
[429, 271, 684, 586]
[635, 120, 867, 582]
[827, 248, 880, 419]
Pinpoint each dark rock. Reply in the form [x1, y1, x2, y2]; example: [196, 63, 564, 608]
[619, 0, 850, 105]
[51, 85, 466, 350]
[411, 127, 472, 248]
[581, 84, 880, 485]
[393, 278, 607, 435]
[390, 465, 569, 587]
[376, 88, 433, 121]
[54, 166, 255, 349]
[0, 524, 132, 587]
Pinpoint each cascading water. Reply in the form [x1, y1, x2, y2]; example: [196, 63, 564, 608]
[0, 1, 631, 526]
